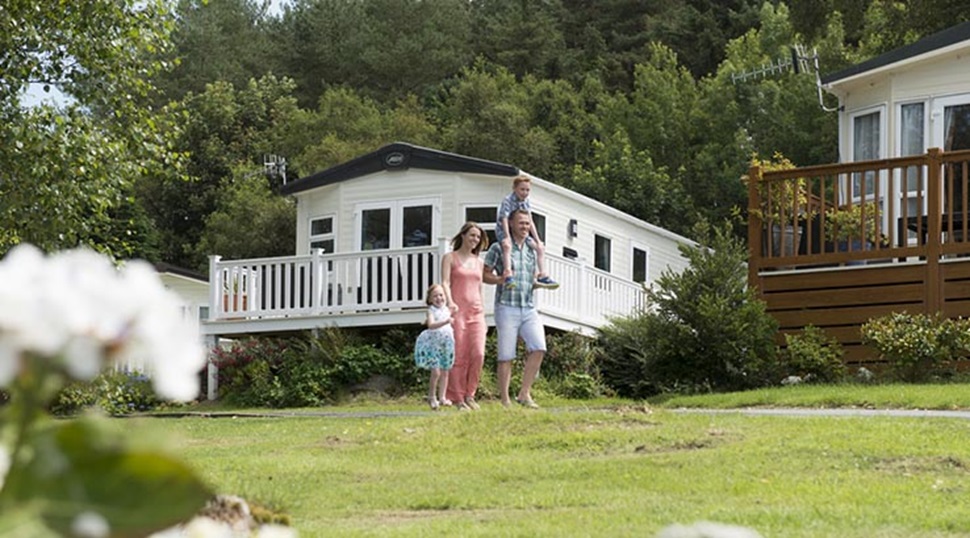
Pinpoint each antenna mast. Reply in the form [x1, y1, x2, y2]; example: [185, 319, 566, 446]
[731, 45, 840, 113]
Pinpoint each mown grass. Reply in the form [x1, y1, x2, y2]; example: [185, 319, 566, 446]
[130, 385, 970, 537]
[655, 382, 970, 410]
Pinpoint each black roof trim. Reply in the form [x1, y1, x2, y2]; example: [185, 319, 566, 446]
[154, 262, 208, 282]
[822, 22, 970, 85]
[280, 142, 519, 195]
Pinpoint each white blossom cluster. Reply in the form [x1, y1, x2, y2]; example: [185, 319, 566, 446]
[0, 244, 206, 401]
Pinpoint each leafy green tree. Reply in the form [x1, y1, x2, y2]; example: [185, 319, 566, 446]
[295, 88, 440, 173]
[138, 74, 301, 270]
[275, 0, 472, 105]
[469, 0, 567, 79]
[196, 168, 296, 261]
[0, 0, 184, 258]
[154, 0, 276, 103]
[436, 61, 556, 173]
[524, 76, 606, 175]
[559, 0, 654, 91]
[643, 0, 764, 78]
[563, 133, 696, 236]
[613, 43, 699, 175]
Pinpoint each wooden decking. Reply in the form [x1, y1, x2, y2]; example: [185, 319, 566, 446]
[748, 148, 970, 364]
[202, 243, 646, 339]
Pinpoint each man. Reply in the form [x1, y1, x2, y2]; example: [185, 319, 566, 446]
[483, 208, 546, 408]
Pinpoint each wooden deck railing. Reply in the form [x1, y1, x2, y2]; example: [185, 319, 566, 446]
[748, 147, 970, 278]
[208, 244, 646, 330]
[748, 148, 970, 363]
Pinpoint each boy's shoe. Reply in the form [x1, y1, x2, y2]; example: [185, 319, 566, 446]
[503, 276, 516, 289]
[535, 276, 559, 290]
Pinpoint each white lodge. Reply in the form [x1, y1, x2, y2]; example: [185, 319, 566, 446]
[203, 142, 692, 342]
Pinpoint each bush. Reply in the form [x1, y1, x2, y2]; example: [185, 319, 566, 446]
[541, 331, 610, 399]
[598, 220, 779, 397]
[210, 329, 424, 406]
[782, 325, 846, 383]
[861, 312, 970, 382]
[49, 370, 160, 416]
[209, 338, 293, 406]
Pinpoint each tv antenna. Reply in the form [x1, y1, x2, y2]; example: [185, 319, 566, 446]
[264, 154, 287, 184]
[731, 44, 840, 113]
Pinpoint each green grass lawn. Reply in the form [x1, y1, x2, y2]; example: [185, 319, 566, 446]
[130, 386, 970, 537]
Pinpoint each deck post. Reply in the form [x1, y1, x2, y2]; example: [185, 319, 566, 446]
[208, 255, 222, 320]
[205, 334, 219, 400]
[311, 248, 324, 314]
[926, 148, 943, 314]
[747, 164, 763, 293]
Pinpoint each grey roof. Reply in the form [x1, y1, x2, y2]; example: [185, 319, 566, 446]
[280, 142, 519, 195]
[822, 21, 970, 85]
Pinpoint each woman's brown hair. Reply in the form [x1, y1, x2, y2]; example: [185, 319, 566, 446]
[451, 221, 489, 254]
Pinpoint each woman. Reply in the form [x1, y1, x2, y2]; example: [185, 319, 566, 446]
[442, 222, 489, 410]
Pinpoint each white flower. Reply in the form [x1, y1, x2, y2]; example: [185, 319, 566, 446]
[0, 244, 207, 400]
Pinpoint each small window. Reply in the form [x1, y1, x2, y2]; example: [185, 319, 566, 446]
[309, 216, 335, 253]
[361, 208, 391, 250]
[633, 247, 648, 283]
[594, 234, 611, 272]
[402, 205, 432, 247]
[532, 212, 546, 242]
[465, 206, 498, 246]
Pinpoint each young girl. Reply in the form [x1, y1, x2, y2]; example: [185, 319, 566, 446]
[414, 284, 455, 410]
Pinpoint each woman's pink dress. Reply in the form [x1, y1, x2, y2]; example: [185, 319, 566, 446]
[446, 254, 487, 403]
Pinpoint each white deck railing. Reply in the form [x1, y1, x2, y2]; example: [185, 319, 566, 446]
[208, 244, 647, 330]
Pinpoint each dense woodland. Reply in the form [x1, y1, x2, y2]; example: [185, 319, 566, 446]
[2, 0, 968, 272]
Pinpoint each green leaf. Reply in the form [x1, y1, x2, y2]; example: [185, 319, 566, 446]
[2, 418, 211, 537]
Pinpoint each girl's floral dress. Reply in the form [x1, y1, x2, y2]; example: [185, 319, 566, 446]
[414, 305, 455, 369]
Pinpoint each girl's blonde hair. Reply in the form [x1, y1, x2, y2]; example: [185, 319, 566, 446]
[451, 221, 489, 254]
[425, 283, 444, 305]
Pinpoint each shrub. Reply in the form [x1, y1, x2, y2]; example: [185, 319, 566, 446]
[861, 312, 970, 382]
[95, 370, 161, 415]
[782, 325, 846, 383]
[209, 337, 292, 406]
[598, 220, 779, 397]
[49, 370, 160, 416]
[541, 331, 609, 399]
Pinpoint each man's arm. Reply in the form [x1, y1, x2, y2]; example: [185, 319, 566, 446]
[483, 263, 504, 285]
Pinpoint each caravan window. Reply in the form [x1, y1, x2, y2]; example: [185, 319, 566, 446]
[464, 206, 498, 245]
[594, 234, 612, 272]
[310, 215, 335, 253]
[357, 199, 438, 251]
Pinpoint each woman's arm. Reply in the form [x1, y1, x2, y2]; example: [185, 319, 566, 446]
[441, 252, 458, 312]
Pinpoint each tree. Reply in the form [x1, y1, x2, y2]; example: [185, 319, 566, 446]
[274, 0, 472, 106]
[564, 133, 696, 236]
[294, 88, 441, 173]
[469, 0, 567, 80]
[436, 61, 554, 171]
[137, 75, 301, 270]
[153, 0, 277, 103]
[0, 0, 184, 258]
[196, 168, 296, 261]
